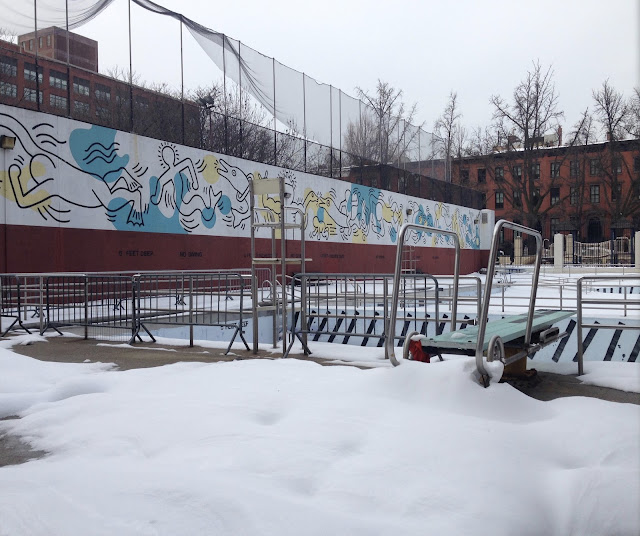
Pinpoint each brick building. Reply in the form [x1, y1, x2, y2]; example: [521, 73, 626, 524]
[0, 28, 197, 146]
[446, 138, 639, 248]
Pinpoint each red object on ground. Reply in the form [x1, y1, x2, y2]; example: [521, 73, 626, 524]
[408, 339, 430, 363]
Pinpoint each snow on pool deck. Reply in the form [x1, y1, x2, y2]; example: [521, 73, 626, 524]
[0, 270, 638, 535]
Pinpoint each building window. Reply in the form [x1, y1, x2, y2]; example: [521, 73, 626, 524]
[49, 94, 67, 109]
[512, 165, 522, 180]
[611, 183, 622, 201]
[570, 160, 579, 178]
[23, 87, 43, 104]
[135, 95, 149, 109]
[495, 166, 504, 181]
[73, 77, 90, 96]
[46, 35, 51, 47]
[24, 63, 43, 83]
[0, 56, 17, 77]
[513, 189, 522, 207]
[613, 159, 622, 174]
[0, 82, 17, 98]
[495, 191, 504, 209]
[29, 39, 33, 51]
[531, 162, 540, 180]
[460, 169, 469, 182]
[589, 159, 602, 176]
[49, 70, 68, 90]
[477, 168, 486, 183]
[96, 106, 111, 120]
[73, 100, 90, 115]
[38, 36, 43, 49]
[550, 187, 560, 206]
[570, 187, 578, 206]
[550, 217, 560, 237]
[590, 184, 600, 203]
[550, 162, 561, 178]
[95, 83, 111, 102]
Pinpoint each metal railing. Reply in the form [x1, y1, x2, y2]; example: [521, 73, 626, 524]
[41, 274, 136, 340]
[135, 272, 249, 353]
[1, 270, 254, 353]
[565, 237, 634, 266]
[387, 223, 460, 366]
[0, 275, 32, 336]
[576, 275, 640, 375]
[284, 272, 445, 358]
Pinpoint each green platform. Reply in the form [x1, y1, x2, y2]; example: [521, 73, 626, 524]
[417, 309, 576, 356]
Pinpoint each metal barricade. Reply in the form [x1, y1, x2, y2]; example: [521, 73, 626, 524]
[0, 275, 31, 336]
[284, 272, 442, 358]
[41, 274, 136, 341]
[134, 272, 250, 354]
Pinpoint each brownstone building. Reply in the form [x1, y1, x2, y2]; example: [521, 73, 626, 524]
[447, 138, 639, 249]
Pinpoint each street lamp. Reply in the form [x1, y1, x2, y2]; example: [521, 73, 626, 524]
[197, 95, 215, 151]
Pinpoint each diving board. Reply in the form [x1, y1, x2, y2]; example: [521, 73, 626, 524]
[413, 309, 575, 356]
[386, 220, 577, 388]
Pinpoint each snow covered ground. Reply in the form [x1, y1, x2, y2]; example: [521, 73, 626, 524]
[0, 331, 639, 535]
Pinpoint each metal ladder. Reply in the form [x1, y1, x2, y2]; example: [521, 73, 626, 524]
[250, 176, 307, 353]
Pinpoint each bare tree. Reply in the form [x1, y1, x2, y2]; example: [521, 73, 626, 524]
[490, 61, 564, 229]
[433, 91, 461, 181]
[192, 82, 300, 168]
[591, 81, 640, 236]
[562, 110, 597, 240]
[344, 80, 422, 185]
[593, 80, 629, 141]
[0, 28, 17, 44]
[625, 87, 640, 138]
[105, 66, 142, 86]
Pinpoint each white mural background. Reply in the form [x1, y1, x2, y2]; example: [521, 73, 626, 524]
[0, 104, 487, 251]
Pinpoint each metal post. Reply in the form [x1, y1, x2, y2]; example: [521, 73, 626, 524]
[65, 0, 71, 117]
[576, 278, 584, 375]
[84, 277, 88, 340]
[33, 0, 40, 112]
[339, 89, 342, 176]
[180, 17, 185, 144]
[238, 40, 243, 157]
[329, 85, 333, 178]
[188, 275, 194, 347]
[250, 180, 258, 354]
[222, 36, 228, 154]
[273, 57, 277, 166]
[128, 0, 134, 131]
[271, 227, 277, 348]
[302, 73, 307, 173]
[280, 177, 287, 352]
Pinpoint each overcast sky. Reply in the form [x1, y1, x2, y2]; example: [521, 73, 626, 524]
[49, 0, 640, 137]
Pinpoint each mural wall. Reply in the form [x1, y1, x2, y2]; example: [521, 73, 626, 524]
[0, 104, 489, 272]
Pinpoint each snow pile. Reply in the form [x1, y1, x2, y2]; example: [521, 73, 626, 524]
[0, 346, 638, 535]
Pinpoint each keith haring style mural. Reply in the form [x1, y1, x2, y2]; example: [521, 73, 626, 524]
[0, 105, 484, 250]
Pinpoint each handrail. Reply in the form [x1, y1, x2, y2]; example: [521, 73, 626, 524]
[387, 223, 460, 366]
[475, 220, 543, 381]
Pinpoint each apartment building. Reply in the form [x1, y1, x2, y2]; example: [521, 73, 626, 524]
[449, 139, 639, 245]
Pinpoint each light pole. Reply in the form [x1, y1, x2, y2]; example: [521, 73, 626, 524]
[197, 95, 215, 151]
